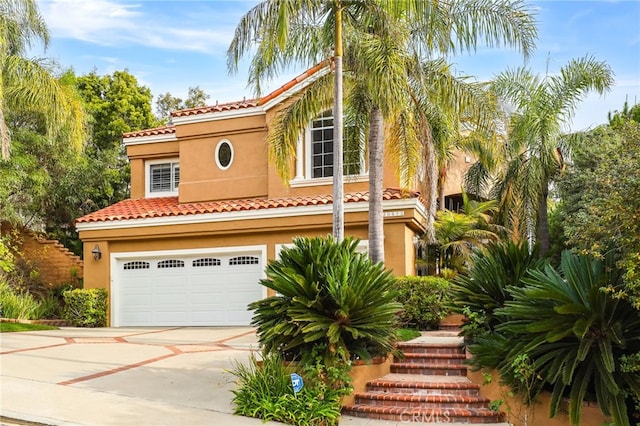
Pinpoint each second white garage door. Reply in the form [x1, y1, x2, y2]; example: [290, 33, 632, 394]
[113, 250, 264, 327]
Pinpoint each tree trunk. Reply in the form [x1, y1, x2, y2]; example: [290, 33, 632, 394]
[536, 186, 550, 256]
[422, 139, 438, 244]
[438, 167, 446, 211]
[368, 105, 384, 263]
[0, 79, 10, 160]
[332, 4, 344, 242]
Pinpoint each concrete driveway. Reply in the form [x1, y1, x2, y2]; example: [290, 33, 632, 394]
[1, 327, 283, 426]
[0, 327, 392, 426]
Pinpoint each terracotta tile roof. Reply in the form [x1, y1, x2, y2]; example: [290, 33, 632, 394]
[170, 59, 331, 119]
[123, 125, 176, 139]
[75, 188, 420, 224]
[258, 60, 331, 105]
[171, 99, 261, 118]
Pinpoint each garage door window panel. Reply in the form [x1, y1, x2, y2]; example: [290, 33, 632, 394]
[158, 259, 185, 268]
[123, 261, 150, 270]
[193, 258, 221, 267]
[229, 256, 259, 265]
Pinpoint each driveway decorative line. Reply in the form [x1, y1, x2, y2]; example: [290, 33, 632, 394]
[0, 342, 69, 355]
[57, 351, 182, 386]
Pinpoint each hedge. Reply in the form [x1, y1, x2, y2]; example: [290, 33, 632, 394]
[63, 288, 108, 327]
[395, 276, 450, 330]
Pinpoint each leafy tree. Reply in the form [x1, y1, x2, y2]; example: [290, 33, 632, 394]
[229, 0, 349, 241]
[74, 70, 158, 151]
[1, 69, 160, 253]
[0, 0, 85, 160]
[155, 85, 210, 124]
[467, 56, 614, 255]
[556, 120, 640, 309]
[608, 100, 640, 128]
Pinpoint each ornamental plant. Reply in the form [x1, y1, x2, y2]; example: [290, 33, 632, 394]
[249, 236, 400, 364]
[395, 276, 450, 330]
[469, 251, 640, 426]
[63, 288, 108, 327]
[449, 240, 547, 341]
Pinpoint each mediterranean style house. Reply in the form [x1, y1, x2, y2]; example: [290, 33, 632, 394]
[76, 62, 466, 327]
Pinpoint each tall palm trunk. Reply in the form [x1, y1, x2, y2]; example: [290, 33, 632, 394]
[423, 139, 438, 244]
[0, 71, 9, 160]
[368, 105, 384, 263]
[438, 166, 447, 211]
[332, 2, 344, 241]
[536, 187, 550, 256]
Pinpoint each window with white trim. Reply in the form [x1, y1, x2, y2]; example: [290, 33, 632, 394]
[292, 111, 366, 185]
[146, 159, 179, 197]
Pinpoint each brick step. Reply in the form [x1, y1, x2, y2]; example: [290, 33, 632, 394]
[342, 405, 504, 423]
[367, 375, 480, 396]
[354, 392, 491, 409]
[391, 362, 467, 376]
[439, 323, 463, 331]
[397, 342, 464, 355]
[398, 352, 466, 365]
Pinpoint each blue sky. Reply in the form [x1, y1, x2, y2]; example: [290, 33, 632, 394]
[35, 0, 640, 131]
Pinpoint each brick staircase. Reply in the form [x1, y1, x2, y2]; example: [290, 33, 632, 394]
[342, 332, 506, 424]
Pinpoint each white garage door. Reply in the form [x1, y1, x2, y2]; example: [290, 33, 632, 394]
[115, 251, 264, 326]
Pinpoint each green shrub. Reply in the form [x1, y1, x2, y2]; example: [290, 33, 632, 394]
[0, 281, 42, 319]
[469, 251, 640, 426]
[63, 288, 108, 327]
[449, 240, 547, 341]
[36, 292, 63, 319]
[395, 276, 450, 330]
[231, 351, 348, 426]
[250, 236, 400, 364]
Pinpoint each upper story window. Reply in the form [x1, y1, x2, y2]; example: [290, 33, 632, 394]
[215, 139, 234, 170]
[293, 111, 365, 186]
[146, 158, 179, 197]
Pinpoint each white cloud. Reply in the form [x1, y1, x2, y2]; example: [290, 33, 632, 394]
[37, 0, 234, 54]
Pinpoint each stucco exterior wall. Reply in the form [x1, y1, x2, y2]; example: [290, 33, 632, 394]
[468, 369, 608, 426]
[79, 208, 422, 295]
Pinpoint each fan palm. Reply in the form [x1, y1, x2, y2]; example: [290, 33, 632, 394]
[466, 56, 614, 254]
[0, 0, 85, 160]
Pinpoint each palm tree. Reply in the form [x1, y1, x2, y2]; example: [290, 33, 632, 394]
[228, 0, 537, 262]
[228, 0, 352, 240]
[0, 0, 85, 160]
[432, 192, 504, 272]
[468, 56, 614, 255]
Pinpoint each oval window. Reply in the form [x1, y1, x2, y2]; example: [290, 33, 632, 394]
[215, 139, 234, 170]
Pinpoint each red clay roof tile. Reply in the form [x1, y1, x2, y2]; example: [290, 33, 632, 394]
[123, 125, 176, 139]
[170, 99, 261, 118]
[169, 59, 331, 119]
[75, 188, 420, 224]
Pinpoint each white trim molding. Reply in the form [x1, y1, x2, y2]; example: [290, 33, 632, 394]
[123, 133, 177, 146]
[76, 198, 427, 232]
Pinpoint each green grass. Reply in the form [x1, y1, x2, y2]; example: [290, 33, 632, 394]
[396, 328, 421, 341]
[0, 322, 58, 333]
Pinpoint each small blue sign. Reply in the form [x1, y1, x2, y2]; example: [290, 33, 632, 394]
[290, 373, 304, 394]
